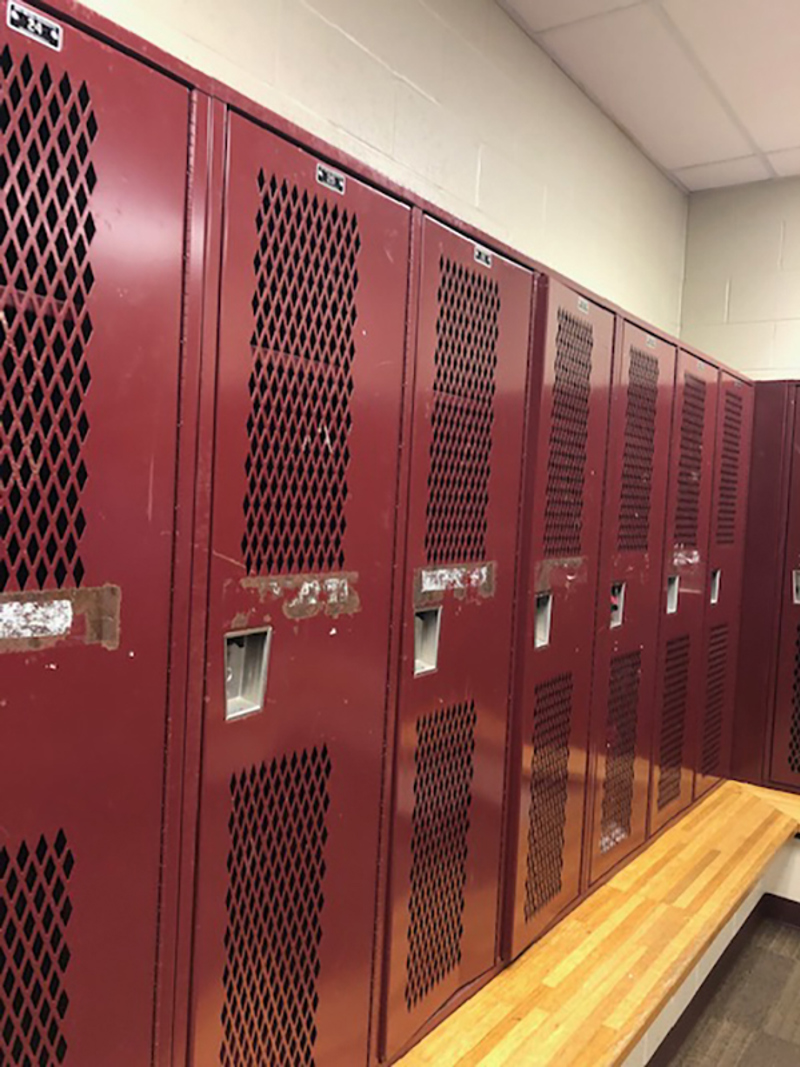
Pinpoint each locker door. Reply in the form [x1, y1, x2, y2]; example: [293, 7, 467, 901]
[507, 280, 614, 960]
[382, 219, 532, 1058]
[694, 375, 754, 797]
[188, 114, 411, 1067]
[649, 353, 718, 834]
[770, 391, 800, 788]
[0, 9, 189, 1066]
[587, 324, 675, 884]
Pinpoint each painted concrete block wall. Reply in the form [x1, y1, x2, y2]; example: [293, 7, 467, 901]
[683, 178, 800, 378]
[69, 0, 687, 335]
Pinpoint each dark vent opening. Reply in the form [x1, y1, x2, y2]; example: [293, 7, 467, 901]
[0, 46, 96, 593]
[524, 673, 573, 920]
[716, 391, 743, 546]
[618, 349, 658, 552]
[0, 831, 74, 1066]
[600, 651, 641, 854]
[243, 171, 360, 577]
[701, 624, 728, 778]
[221, 748, 332, 1067]
[405, 701, 477, 1009]
[675, 374, 706, 548]
[425, 256, 499, 566]
[543, 309, 592, 559]
[658, 635, 691, 809]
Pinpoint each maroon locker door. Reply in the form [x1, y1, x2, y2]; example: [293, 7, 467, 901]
[770, 390, 800, 788]
[506, 280, 614, 960]
[382, 218, 531, 1058]
[586, 324, 675, 884]
[694, 375, 754, 797]
[649, 352, 718, 834]
[0, 9, 189, 1066]
[186, 114, 410, 1067]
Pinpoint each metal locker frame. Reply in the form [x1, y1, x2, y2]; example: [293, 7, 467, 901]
[504, 278, 614, 961]
[585, 322, 676, 886]
[694, 373, 754, 798]
[649, 352, 719, 835]
[381, 217, 533, 1060]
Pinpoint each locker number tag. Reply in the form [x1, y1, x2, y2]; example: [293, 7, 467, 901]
[577, 296, 590, 314]
[474, 245, 493, 268]
[316, 163, 346, 195]
[7, 1, 63, 50]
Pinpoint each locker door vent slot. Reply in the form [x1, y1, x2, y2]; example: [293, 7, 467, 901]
[716, 391, 743, 546]
[792, 570, 800, 606]
[610, 582, 626, 629]
[244, 171, 361, 577]
[0, 831, 74, 1066]
[224, 627, 272, 720]
[534, 592, 553, 648]
[701, 624, 728, 778]
[222, 749, 332, 1066]
[710, 568, 722, 605]
[543, 309, 592, 558]
[0, 46, 97, 594]
[657, 635, 690, 809]
[788, 625, 800, 774]
[524, 673, 573, 920]
[666, 575, 680, 615]
[618, 349, 658, 552]
[425, 256, 499, 565]
[405, 701, 477, 1009]
[413, 607, 441, 676]
[675, 373, 707, 548]
[600, 651, 641, 854]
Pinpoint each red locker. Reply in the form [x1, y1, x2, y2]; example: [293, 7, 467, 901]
[506, 279, 614, 959]
[381, 218, 532, 1058]
[586, 324, 676, 884]
[0, 10, 190, 1066]
[187, 113, 411, 1066]
[649, 352, 718, 834]
[694, 374, 754, 797]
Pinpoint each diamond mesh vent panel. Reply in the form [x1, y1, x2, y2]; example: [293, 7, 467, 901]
[221, 749, 332, 1067]
[675, 374, 707, 548]
[700, 624, 729, 779]
[543, 310, 592, 558]
[618, 349, 658, 552]
[657, 635, 691, 810]
[0, 46, 97, 594]
[425, 257, 499, 565]
[0, 831, 74, 1067]
[405, 701, 477, 1010]
[790, 626, 800, 775]
[600, 651, 641, 855]
[243, 172, 361, 576]
[524, 673, 573, 921]
[716, 391, 743, 546]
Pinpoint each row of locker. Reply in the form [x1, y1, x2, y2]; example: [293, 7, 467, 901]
[0, 7, 754, 1067]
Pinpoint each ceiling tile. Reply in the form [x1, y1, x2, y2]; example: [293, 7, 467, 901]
[664, 0, 800, 153]
[499, 0, 641, 34]
[768, 149, 800, 179]
[673, 156, 772, 192]
[539, 5, 751, 171]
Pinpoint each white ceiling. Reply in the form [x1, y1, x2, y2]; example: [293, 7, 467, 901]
[498, 0, 800, 191]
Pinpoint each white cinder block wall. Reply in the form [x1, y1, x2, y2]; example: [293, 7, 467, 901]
[71, 0, 688, 335]
[682, 178, 800, 378]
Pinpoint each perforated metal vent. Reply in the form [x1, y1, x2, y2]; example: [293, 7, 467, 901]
[789, 625, 800, 775]
[243, 171, 360, 577]
[618, 349, 658, 552]
[600, 651, 641, 854]
[675, 374, 706, 548]
[0, 47, 97, 594]
[0, 831, 74, 1067]
[221, 749, 332, 1067]
[543, 310, 592, 559]
[657, 635, 691, 810]
[524, 673, 573, 921]
[700, 624, 728, 779]
[405, 701, 477, 1009]
[425, 257, 499, 565]
[716, 391, 743, 546]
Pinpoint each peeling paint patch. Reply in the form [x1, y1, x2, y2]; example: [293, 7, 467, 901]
[0, 585, 121, 653]
[240, 572, 360, 620]
[673, 549, 701, 567]
[414, 562, 497, 607]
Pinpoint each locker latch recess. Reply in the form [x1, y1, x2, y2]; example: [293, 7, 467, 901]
[666, 575, 680, 615]
[710, 569, 722, 605]
[534, 593, 553, 649]
[414, 608, 442, 676]
[224, 627, 272, 721]
[793, 570, 800, 606]
[610, 582, 626, 629]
